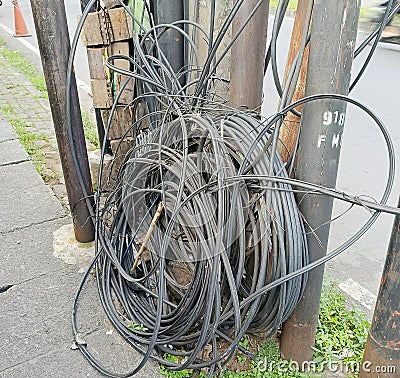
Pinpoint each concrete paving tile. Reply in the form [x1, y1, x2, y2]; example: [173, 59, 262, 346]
[0, 118, 16, 142]
[0, 267, 163, 378]
[0, 218, 68, 287]
[0, 346, 105, 378]
[0, 269, 100, 371]
[0, 343, 163, 378]
[0, 139, 29, 166]
[0, 161, 64, 234]
[82, 328, 164, 378]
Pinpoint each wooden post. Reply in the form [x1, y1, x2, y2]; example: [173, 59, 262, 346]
[278, 0, 311, 163]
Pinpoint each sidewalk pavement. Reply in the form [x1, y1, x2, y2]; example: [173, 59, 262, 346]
[0, 61, 162, 378]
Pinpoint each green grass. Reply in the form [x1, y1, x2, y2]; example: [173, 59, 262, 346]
[269, 0, 299, 11]
[0, 42, 55, 180]
[159, 280, 370, 378]
[313, 281, 370, 369]
[0, 37, 100, 180]
[0, 103, 49, 177]
[1, 104, 14, 117]
[0, 38, 99, 152]
[11, 119, 47, 174]
[0, 38, 47, 97]
[2, 112, 47, 177]
[81, 110, 100, 148]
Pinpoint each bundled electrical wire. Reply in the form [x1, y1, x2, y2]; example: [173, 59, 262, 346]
[67, 0, 400, 377]
[89, 108, 309, 374]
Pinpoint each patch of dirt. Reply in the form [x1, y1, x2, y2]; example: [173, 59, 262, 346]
[198, 335, 260, 373]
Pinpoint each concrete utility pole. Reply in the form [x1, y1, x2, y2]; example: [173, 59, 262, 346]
[30, 0, 95, 242]
[229, 0, 269, 110]
[280, 0, 361, 364]
[360, 196, 400, 378]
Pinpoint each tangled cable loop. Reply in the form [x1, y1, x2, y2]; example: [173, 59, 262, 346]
[95, 107, 308, 373]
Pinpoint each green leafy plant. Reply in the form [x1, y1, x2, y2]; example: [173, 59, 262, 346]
[127, 321, 148, 332]
[158, 354, 201, 378]
[254, 340, 311, 378]
[159, 279, 370, 378]
[313, 281, 370, 372]
[236, 334, 250, 363]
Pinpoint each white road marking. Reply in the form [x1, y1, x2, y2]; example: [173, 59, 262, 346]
[0, 22, 39, 54]
[338, 278, 377, 311]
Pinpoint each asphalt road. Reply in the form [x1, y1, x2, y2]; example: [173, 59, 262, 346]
[0, 2, 399, 316]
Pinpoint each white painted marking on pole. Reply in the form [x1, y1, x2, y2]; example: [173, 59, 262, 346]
[0, 21, 92, 96]
[317, 135, 327, 148]
[323, 110, 346, 127]
[332, 133, 341, 148]
[323, 111, 333, 126]
[338, 278, 377, 311]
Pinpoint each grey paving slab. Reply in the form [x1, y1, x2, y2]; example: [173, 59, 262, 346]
[0, 266, 163, 378]
[0, 139, 29, 166]
[0, 343, 162, 378]
[0, 161, 64, 234]
[0, 218, 68, 287]
[72, 276, 163, 378]
[0, 118, 16, 143]
[0, 346, 104, 378]
[0, 269, 101, 372]
[82, 328, 164, 378]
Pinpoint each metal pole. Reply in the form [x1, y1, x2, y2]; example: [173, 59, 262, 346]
[280, 0, 361, 364]
[229, 0, 269, 110]
[359, 196, 400, 378]
[153, 0, 184, 84]
[30, 0, 95, 242]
